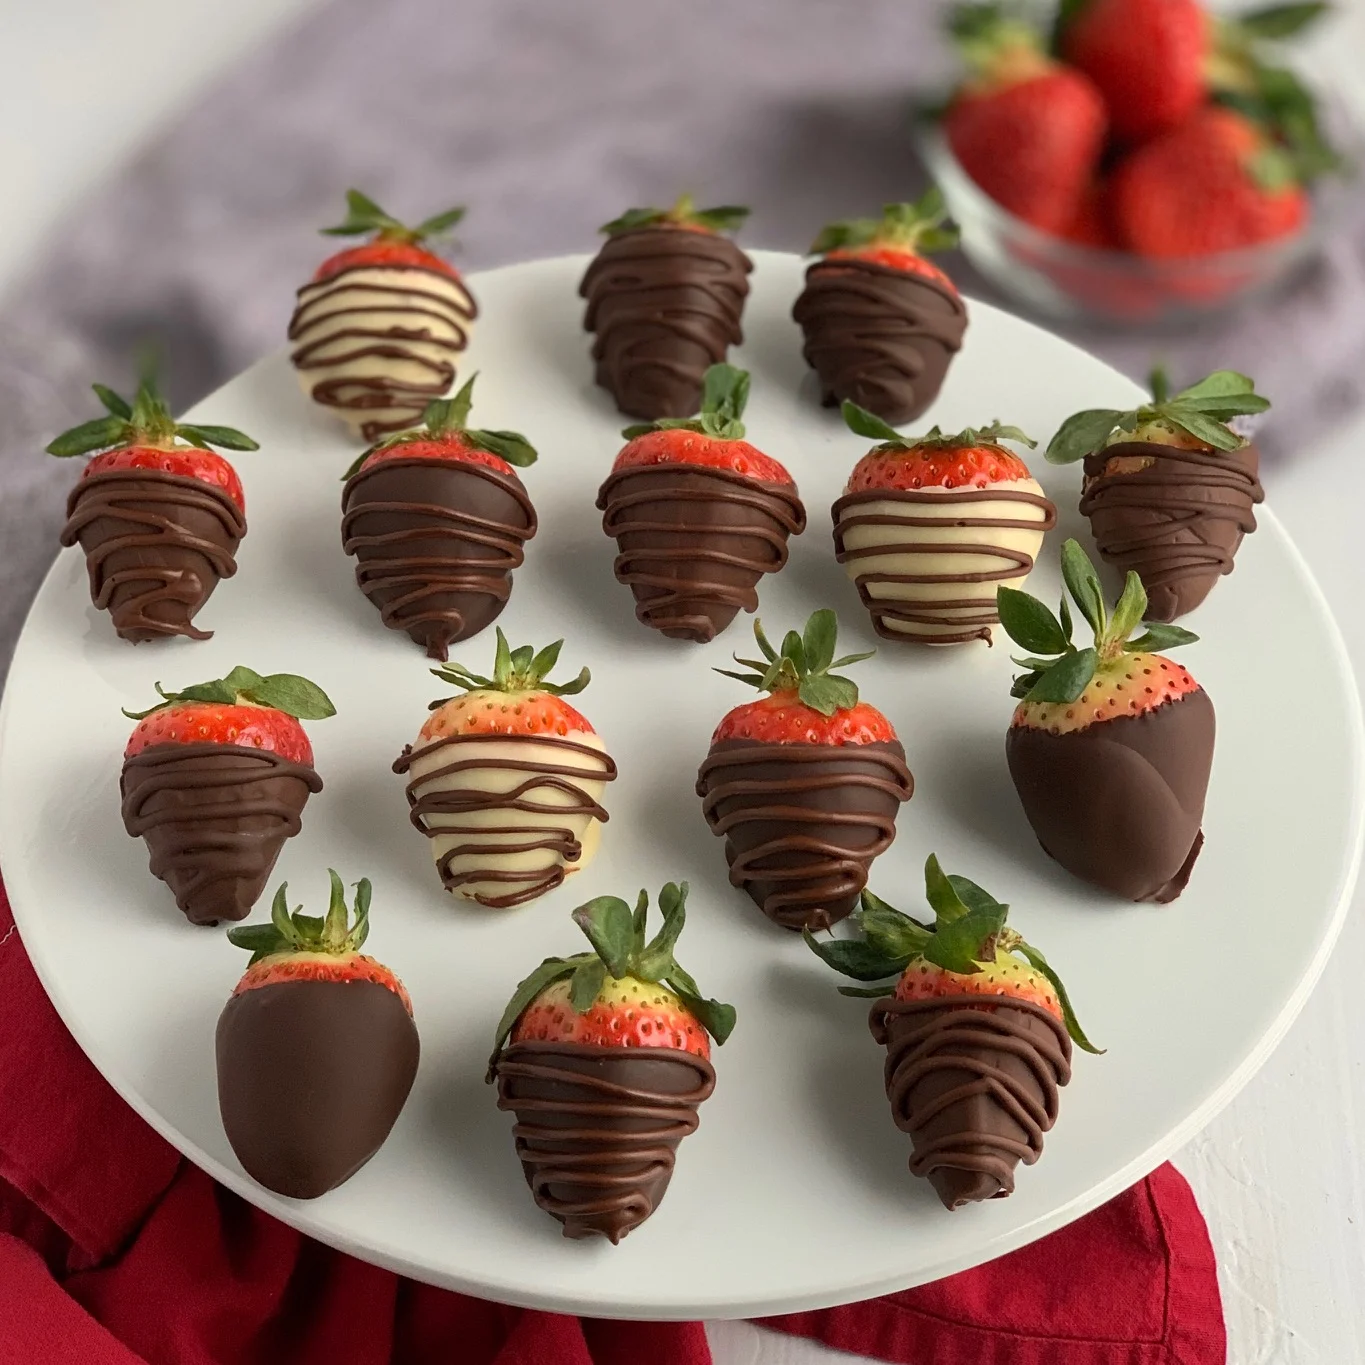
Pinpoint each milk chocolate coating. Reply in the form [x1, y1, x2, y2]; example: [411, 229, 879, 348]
[580, 226, 752, 420]
[1080, 441, 1264, 622]
[341, 457, 537, 661]
[217, 979, 419, 1200]
[121, 743, 323, 925]
[492, 1041, 715, 1243]
[60, 470, 245, 643]
[596, 465, 806, 642]
[870, 996, 1072, 1210]
[696, 739, 913, 931]
[792, 259, 968, 425]
[1006, 689, 1215, 903]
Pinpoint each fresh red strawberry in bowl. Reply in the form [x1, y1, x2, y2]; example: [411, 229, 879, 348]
[488, 881, 734, 1242]
[807, 855, 1099, 1209]
[120, 667, 334, 925]
[50, 376, 258, 643]
[596, 362, 806, 643]
[696, 610, 914, 931]
[217, 871, 419, 1200]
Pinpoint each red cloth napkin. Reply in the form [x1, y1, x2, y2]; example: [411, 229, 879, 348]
[0, 881, 1224, 1365]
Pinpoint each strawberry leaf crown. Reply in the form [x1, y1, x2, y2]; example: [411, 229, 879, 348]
[600, 192, 750, 237]
[47, 375, 259, 460]
[998, 539, 1199, 703]
[431, 627, 590, 702]
[487, 882, 737, 1072]
[620, 362, 750, 442]
[715, 609, 874, 717]
[843, 399, 1035, 454]
[1046, 369, 1270, 466]
[342, 373, 537, 479]
[123, 666, 336, 721]
[227, 870, 371, 966]
[810, 187, 961, 257]
[805, 854, 1099, 1051]
[320, 188, 465, 244]
[950, 2, 1049, 73]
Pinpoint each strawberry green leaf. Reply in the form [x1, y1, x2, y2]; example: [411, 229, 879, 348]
[837, 983, 898, 998]
[945, 873, 1007, 917]
[415, 205, 466, 236]
[637, 881, 688, 978]
[175, 423, 260, 452]
[600, 206, 665, 234]
[1025, 647, 1098, 704]
[1162, 407, 1246, 451]
[466, 428, 538, 467]
[631, 887, 650, 942]
[923, 853, 971, 924]
[996, 586, 1069, 655]
[529, 639, 563, 679]
[830, 650, 877, 669]
[923, 903, 1006, 974]
[569, 957, 607, 1013]
[46, 415, 131, 458]
[572, 896, 636, 979]
[1060, 539, 1107, 637]
[855, 901, 932, 958]
[225, 922, 290, 965]
[323, 868, 349, 946]
[1125, 623, 1200, 653]
[244, 673, 337, 720]
[1015, 941, 1103, 1054]
[160, 678, 240, 707]
[798, 674, 857, 716]
[509, 644, 535, 673]
[1058, 592, 1073, 644]
[802, 608, 838, 675]
[802, 928, 909, 982]
[781, 631, 807, 673]
[92, 383, 132, 419]
[1009, 670, 1044, 700]
[1107, 571, 1149, 647]
[690, 205, 751, 232]
[1236, 2, 1328, 38]
[669, 982, 737, 1045]
[841, 399, 905, 445]
[1174, 370, 1255, 401]
[1045, 409, 1126, 465]
[487, 954, 588, 1073]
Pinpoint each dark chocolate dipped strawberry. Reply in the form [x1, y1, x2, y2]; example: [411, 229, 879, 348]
[792, 191, 968, 425]
[488, 882, 734, 1243]
[50, 376, 258, 643]
[341, 375, 538, 661]
[806, 855, 1099, 1210]
[1047, 369, 1268, 622]
[218, 871, 419, 1200]
[596, 363, 806, 643]
[696, 610, 913, 931]
[580, 195, 753, 420]
[121, 668, 334, 925]
[998, 539, 1212, 902]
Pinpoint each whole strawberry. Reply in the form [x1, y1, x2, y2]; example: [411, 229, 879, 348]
[340, 375, 538, 661]
[289, 189, 476, 441]
[580, 194, 752, 420]
[998, 540, 1212, 901]
[217, 872, 419, 1200]
[696, 610, 913, 931]
[792, 190, 969, 424]
[121, 668, 334, 925]
[489, 882, 734, 1242]
[1048, 368, 1268, 620]
[807, 855, 1098, 1209]
[50, 376, 258, 643]
[834, 402, 1055, 643]
[596, 363, 806, 643]
[392, 631, 617, 907]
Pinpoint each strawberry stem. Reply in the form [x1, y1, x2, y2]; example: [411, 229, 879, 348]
[319, 188, 465, 245]
[431, 628, 590, 699]
[620, 362, 750, 443]
[714, 609, 874, 716]
[226, 871, 372, 965]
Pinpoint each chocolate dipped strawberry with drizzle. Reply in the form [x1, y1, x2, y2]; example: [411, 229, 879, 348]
[341, 375, 538, 661]
[807, 855, 1098, 1210]
[792, 191, 969, 425]
[1047, 369, 1268, 623]
[998, 539, 1211, 902]
[489, 882, 734, 1243]
[51, 376, 258, 643]
[289, 190, 476, 441]
[121, 668, 333, 925]
[834, 403, 1056, 644]
[218, 871, 418, 1200]
[596, 363, 806, 643]
[393, 631, 617, 908]
[697, 610, 913, 931]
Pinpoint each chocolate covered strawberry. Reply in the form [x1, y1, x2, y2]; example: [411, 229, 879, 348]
[341, 375, 538, 661]
[392, 631, 617, 908]
[596, 363, 806, 643]
[121, 668, 333, 925]
[834, 403, 1055, 644]
[807, 855, 1098, 1209]
[696, 610, 913, 931]
[792, 191, 969, 425]
[998, 539, 1212, 901]
[488, 882, 734, 1242]
[289, 189, 476, 441]
[218, 871, 418, 1200]
[1047, 368, 1267, 621]
[50, 376, 258, 643]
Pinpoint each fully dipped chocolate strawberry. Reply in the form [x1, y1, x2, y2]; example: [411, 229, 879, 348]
[998, 539, 1211, 902]
[697, 610, 913, 931]
[596, 363, 806, 643]
[218, 871, 419, 1200]
[489, 882, 734, 1242]
[807, 855, 1098, 1210]
[392, 632, 617, 908]
[341, 375, 538, 661]
[289, 190, 476, 441]
[121, 668, 333, 925]
[50, 376, 258, 643]
[1047, 369, 1268, 622]
[580, 194, 752, 420]
[834, 403, 1056, 644]
[792, 191, 969, 425]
